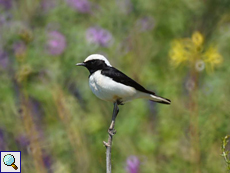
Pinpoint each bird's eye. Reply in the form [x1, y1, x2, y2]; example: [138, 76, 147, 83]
[89, 60, 96, 64]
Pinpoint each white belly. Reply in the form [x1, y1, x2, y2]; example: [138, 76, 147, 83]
[89, 70, 139, 103]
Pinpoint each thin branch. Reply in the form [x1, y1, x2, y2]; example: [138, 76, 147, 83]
[222, 135, 230, 171]
[103, 102, 119, 173]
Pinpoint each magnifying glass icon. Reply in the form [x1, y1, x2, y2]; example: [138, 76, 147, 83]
[3, 154, 18, 170]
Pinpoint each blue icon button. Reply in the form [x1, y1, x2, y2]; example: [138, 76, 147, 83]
[3, 154, 18, 170]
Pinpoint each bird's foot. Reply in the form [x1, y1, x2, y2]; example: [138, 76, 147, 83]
[103, 141, 110, 147]
[108, 128, 116, 136]
[117, 100, 124, 105]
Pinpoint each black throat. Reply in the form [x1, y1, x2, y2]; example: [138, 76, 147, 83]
[84, 60, 109, 75]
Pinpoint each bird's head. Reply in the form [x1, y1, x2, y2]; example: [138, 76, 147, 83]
[76, 54, 112, 74]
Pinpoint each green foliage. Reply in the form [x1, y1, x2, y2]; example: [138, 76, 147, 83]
[0, 0, 230, 172]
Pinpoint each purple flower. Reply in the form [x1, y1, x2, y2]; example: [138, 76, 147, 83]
[86, 27, 113, 47]
[47, 31, 66, 55]
[0, 0, 13, 9]
[43, 153, 53, 172]
[41, 0, 56, 12]
[136, 16, 155, 32]
[0, 49, 9, 69]
[0, 16, 6, 26]
[66, 0, 91, 13]
[126, 156, 140, 173]
[0, 12, 12, 26]
[29, 97, 44, 127]
[15, 134, 30, 148]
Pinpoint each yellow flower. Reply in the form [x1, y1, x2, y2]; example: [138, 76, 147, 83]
[203, 46, 223, 71]
[169, 31, 223, 72]
[192, 31, 204, 47]
[169, 39, 194, 67]
[169, 40, 186, 66]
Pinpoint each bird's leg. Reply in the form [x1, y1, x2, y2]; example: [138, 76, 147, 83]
[108, 102, 119, 136]
[103, 102, 119, 147]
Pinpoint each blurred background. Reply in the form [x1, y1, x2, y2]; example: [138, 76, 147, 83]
[0, 0, 230, 172]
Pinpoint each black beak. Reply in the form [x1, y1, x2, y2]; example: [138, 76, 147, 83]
[76, 62, 85, 66]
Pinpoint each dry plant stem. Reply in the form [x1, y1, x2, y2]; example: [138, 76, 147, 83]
[103, 102, 119, 173]
[189, 69, 200, 173]
[20, 90, 46, 173]
[53, 87, 89, 172]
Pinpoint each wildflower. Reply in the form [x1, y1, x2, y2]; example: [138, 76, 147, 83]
[86, 26, 113, 47]
[136, 16, 155, 32]
[30, 98, 44, 124]
[0, 49, 9, 69]
[126, 156, 140, 173]
[192, 31, 203, 47]
[169, 31, 223, 72]
[0, 15, 6, 26]
[15, 135, 30, 148]
[66, 0, 91, 13]
[203, 46, 223, 71]
[43, 154, 53, 170]
[41, 0, 56, 12]
[47, 31, 66, 55]
[169, 39, 192, 67]
[0, 0, 13, 9]
[0, 12, 12, 26]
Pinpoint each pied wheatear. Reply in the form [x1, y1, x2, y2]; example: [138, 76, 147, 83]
[76, 54, 171, 105]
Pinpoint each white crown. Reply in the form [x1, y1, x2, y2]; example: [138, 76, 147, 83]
[84, 54, 112, 67]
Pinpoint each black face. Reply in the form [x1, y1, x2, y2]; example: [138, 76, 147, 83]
[82, 60, 108, 74]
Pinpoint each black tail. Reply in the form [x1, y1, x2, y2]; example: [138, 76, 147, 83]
[146, 90, 171, 105]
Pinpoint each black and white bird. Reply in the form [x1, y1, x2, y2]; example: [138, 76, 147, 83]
[76, 54, 171, 105]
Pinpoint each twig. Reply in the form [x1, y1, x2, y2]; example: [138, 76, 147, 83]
[222, 135, 230, 171]
[103, 102, 119, 173]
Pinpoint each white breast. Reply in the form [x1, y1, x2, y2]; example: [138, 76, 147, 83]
[89, 70, 140, 103]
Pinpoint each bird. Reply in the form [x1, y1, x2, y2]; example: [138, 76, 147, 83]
[76, 54, 171, 105]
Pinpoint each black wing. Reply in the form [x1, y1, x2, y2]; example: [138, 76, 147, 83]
[101, 67, 155, 95]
